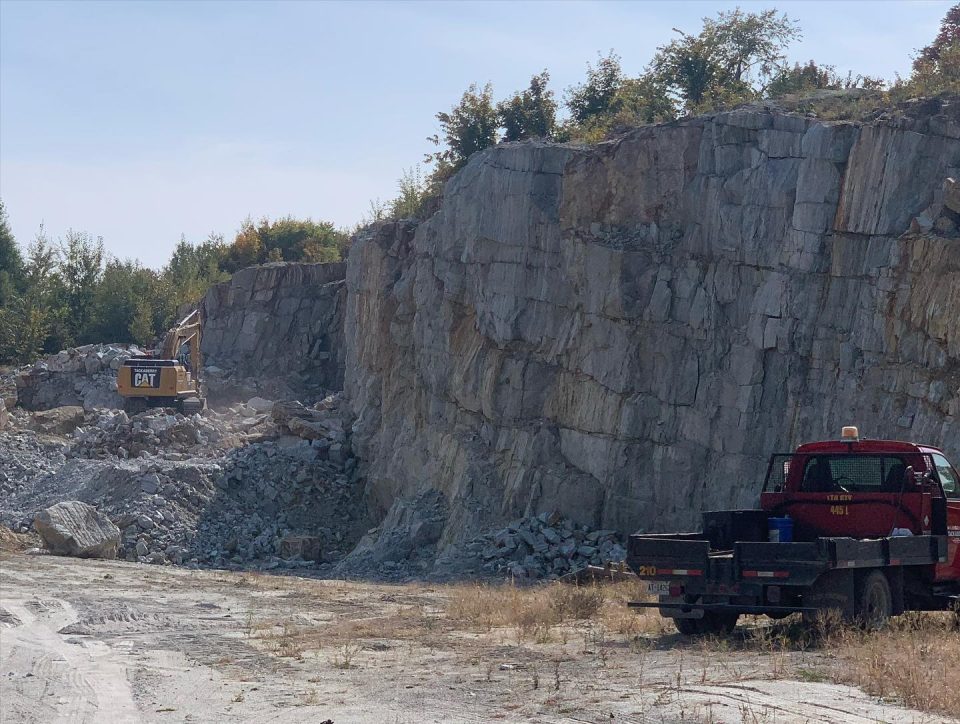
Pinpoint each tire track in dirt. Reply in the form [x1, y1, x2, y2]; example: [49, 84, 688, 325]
[0, 593, 140, 723]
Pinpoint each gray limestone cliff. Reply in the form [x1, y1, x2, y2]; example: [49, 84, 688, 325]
[200, 261, 347, 401]
[343, 101, 960, 542]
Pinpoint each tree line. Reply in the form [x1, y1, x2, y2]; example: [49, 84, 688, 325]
[0, 204, 349, 364]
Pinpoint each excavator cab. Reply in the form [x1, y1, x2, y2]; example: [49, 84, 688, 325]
[116, 310, 205, 415]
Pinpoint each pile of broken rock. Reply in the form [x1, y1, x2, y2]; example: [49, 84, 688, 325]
[448, 512, 627, 581]
[13, 343, 141, 411]
[69, 408, 245, 460]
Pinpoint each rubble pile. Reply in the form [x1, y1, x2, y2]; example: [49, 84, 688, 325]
[183, 439, 367, 568]
[14, 344, 140, 411]
[2, 352, 624, 580]
[0, 394, 368, 570]
[0, 374, 16, 409]
[0, 431, 69, 506]
[435, 512, 627, 582]
[69, 408, 250, 460]
[339, 495, 628, 582]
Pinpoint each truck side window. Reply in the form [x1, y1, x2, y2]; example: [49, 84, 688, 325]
[932, 453, 959, 498]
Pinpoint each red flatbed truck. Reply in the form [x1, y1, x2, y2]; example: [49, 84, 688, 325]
[626, 427, 960, 634]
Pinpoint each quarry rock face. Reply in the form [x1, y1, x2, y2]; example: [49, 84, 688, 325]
[344, 103, 960, 540]
[34, 500, 120, 559]
[200, 261, 347, 402]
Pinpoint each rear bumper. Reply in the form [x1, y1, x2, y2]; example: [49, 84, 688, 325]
[628, 600, 819, 617]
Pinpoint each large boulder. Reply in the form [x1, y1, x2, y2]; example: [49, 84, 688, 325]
[27, 406, 85, 436]
[33, 501, 121, 559]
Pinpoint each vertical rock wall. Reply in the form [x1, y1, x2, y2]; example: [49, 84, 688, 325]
[201, 262, 347, 401]
[344, 105, 960, 539]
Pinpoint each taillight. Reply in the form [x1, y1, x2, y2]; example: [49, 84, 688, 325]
[669, 584, 684, 597]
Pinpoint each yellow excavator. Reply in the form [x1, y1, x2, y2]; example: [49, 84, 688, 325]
[116, 310, 206, 415]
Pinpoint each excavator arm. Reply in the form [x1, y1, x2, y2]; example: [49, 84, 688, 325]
[159, 310, 202, 375]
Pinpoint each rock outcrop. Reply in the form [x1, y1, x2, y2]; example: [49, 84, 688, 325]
[200, 262, 347, 402]
[34, 501, 120, 558]
[344, 101, 960, 543]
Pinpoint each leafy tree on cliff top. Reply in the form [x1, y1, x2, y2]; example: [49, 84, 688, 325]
[650, 8, 801, 113]
[426, 82, 499, 183]
[914, 3, 960, 69]
[561, 70, 676, 143]
[896, 3, 960, 96]
[565, 52, 625, 124]
[224, 216, 348, 271]
[498, 71, 557, 142]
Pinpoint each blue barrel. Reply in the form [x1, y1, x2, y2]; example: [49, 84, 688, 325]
[768, 516, 793, 543]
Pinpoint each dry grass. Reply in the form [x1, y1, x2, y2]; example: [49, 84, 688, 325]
[445, 579, 664, 643]
[824, 612, 960, 717]
[238, 572, 959, 719]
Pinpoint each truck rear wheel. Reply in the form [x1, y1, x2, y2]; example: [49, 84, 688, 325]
[673, 617, 701, 636]
[673, 612, 738, 636]
[856, 570, 892, 630]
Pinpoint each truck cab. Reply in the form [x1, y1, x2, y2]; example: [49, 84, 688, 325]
[759, 429, 960, 583]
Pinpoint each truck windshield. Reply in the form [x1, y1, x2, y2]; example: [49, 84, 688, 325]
[932, 453, 959, 498]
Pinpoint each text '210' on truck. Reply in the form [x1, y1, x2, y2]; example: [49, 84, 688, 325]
[626, 427, 960, 635]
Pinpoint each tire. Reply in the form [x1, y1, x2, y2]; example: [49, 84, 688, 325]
[856, 570, 893, 630]
[701, 611, 739, 635]
[673, 612, 738, 636]
[673, 617, 702, 635]
[802, 570, 855, 627]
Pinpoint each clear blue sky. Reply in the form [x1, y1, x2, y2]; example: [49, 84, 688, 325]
[0, 0, 950, 268]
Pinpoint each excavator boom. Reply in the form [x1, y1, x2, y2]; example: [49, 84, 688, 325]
[160, 310, 202, 373]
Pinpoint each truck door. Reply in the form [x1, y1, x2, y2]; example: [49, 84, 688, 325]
[931, 452, 960, 582]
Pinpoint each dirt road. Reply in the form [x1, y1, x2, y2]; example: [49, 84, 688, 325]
[0, 553, 950, 723]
